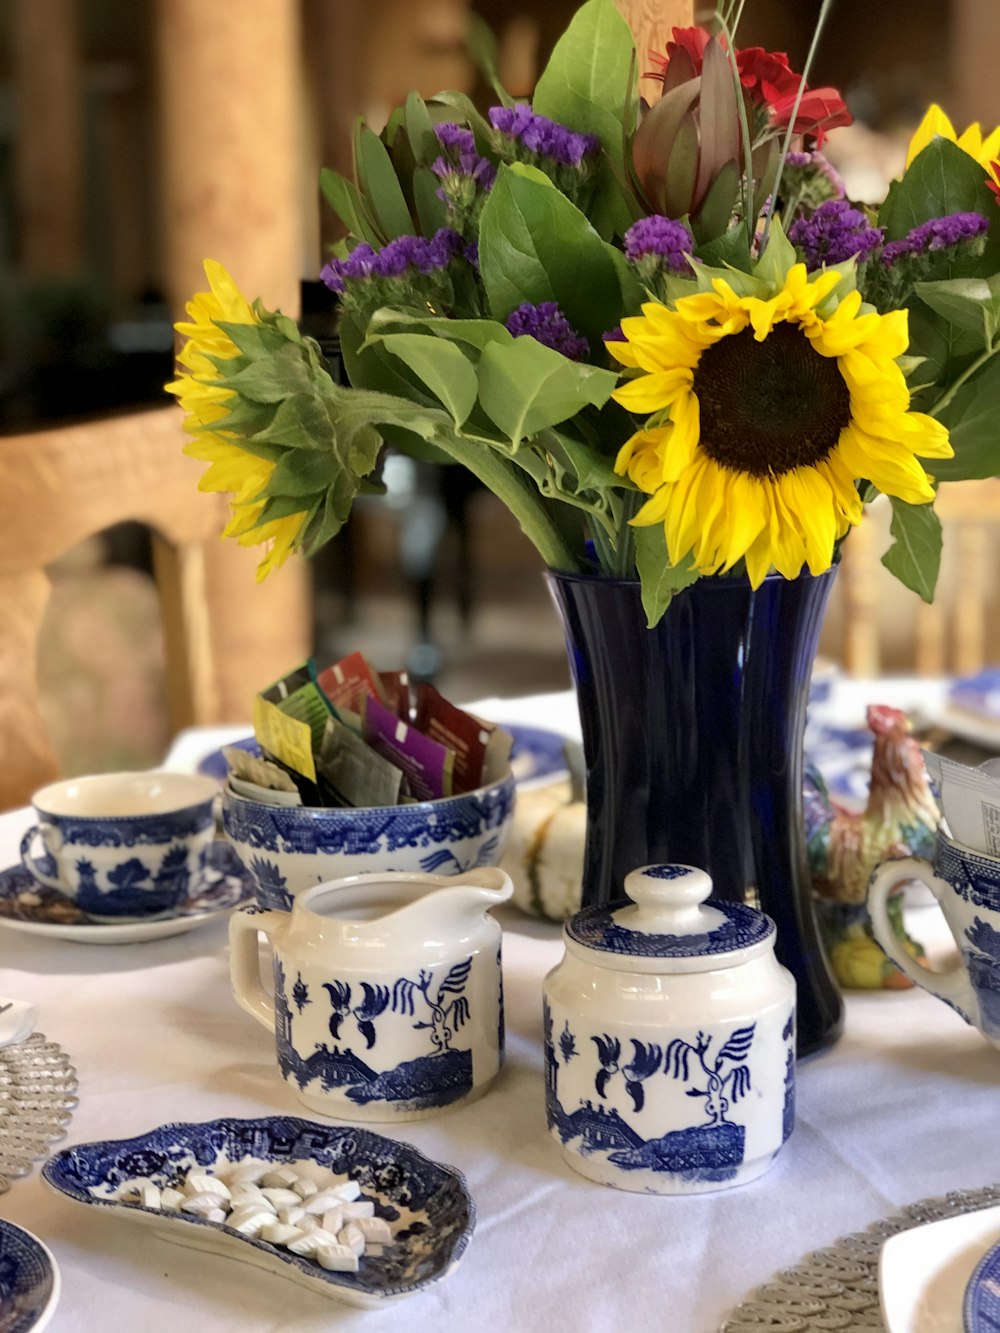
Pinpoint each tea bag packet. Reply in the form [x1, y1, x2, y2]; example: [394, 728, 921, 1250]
[377, 670, 411, 720]
[414, 683, 512, 791]
[258, 663, 336, 764]
[317, 716, 406, 808]
[362, 695, 455, 801]
[316, 652, 386, 725]
[224, 747, 303, 807]
[922, 750, 1000, 853]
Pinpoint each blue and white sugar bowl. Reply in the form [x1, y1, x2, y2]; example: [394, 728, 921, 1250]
[543, 864, 795, 1195]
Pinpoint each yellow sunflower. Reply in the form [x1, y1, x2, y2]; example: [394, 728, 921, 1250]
[906, 103, 1000, 185]
[609, 263, 952, 588]
[166, 260, 310, 581]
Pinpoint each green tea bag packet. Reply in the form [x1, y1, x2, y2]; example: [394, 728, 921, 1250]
[258, 661, 337, 763]
[317, 716, 407, 808]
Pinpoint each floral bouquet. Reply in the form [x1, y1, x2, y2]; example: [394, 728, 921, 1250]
[169, 0, 999, 623]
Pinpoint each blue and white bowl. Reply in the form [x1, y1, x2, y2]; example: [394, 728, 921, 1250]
[222, 773, 516, 910]
[0, 1220, 60, 1332]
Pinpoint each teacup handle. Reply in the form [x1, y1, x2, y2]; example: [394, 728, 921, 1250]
[868, 856, 978, 1016]
[229, 909, 287, 1032]
[19, 825, 64, 891]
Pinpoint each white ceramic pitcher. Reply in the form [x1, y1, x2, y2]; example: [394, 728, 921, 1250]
[230, 867, 512, 1122]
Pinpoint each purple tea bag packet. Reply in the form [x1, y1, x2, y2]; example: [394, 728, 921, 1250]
[361, 695, 455, 802]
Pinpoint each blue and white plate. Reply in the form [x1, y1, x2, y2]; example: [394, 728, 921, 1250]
[965, 1237, 1000, 1331]
[0, 1220, 60, 1333]
[197, 722, 571, 790]
[0, 840, 253, 944]
[42, 1115, 474, 1309]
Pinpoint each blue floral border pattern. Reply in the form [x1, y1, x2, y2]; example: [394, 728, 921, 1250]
[42, 1115, 474, 1300]
[43, 806, 214, 849]
[935, 838, 1000, 912]
[566, 900, 774, 958]
[0, 1220, 55, 1333]
[222, 777, 515, 857]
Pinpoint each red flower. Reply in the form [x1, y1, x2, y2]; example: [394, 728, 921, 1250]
[647, 27, 852, 146]
[988, 162, 1000, 204]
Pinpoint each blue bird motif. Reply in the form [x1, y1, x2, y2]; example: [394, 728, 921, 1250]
[591, 1033, 621, 1100]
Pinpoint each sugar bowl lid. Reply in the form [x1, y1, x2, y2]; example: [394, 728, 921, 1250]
[564, 864, 776, 973]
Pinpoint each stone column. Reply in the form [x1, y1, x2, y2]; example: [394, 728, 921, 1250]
[11, 0, 85, 276]
[156, 0, 311, 720]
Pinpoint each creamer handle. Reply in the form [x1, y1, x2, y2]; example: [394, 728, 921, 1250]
[229, 909, 285, 1031]
[868, 857, 977, 1015]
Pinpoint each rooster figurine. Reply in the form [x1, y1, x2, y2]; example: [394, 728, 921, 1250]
[806, 705, 940, 990]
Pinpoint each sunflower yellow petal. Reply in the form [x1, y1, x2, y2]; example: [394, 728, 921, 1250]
[906, 104, 957, 168]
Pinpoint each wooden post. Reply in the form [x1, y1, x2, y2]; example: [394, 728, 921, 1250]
[951, 0, 1000, 129]
[156, 0, 311, 722]
[11, 0, 86, 276]
[615, 0, 693, 103]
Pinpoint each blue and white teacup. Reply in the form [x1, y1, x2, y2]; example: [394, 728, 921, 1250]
[20, 772, 218, 920]
[869, 831, 1000, 1047]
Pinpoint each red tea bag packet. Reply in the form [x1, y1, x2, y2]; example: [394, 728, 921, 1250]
[362, 695, 455, 802]
[378, 670, 412, 720]
[317, 652, 386, 721]
[414, 683, 513, 791]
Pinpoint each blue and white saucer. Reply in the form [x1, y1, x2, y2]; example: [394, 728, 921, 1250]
[0, 1220, 59, 1332]
[0, 841, 253, 944]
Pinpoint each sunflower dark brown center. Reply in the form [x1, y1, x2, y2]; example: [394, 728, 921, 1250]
[692, 322, 851, 477]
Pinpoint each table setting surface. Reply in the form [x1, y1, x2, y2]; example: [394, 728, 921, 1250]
[2, 680, 997, 1333]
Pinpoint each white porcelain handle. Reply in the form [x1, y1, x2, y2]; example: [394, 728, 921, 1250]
[229, 909, 287, 1032]
[868, 857, 977, 1017]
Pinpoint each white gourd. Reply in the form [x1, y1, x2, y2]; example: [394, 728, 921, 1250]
[499, 780, 585, 922]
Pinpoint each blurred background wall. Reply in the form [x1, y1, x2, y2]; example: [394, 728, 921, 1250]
[1, 0, 998, 776]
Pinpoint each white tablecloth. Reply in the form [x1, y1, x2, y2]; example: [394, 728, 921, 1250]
[2, 681, 997, 1333]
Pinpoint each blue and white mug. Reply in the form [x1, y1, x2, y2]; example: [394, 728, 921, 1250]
[20, 772, 218, 920]
[869, 831, 1000, 1047]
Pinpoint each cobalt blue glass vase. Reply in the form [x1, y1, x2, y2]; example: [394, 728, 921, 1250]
[546, 566, 843, 1057]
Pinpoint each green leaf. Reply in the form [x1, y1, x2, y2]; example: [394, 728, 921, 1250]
[377, 333, 479, 426]
[250, 393, 332, 450]
[604, 242, 644, 319]
[933, 350, 1000, 479]
[694, 225, 753, 273]
[412, 167, 448, 234]
[265, 449, 336, 498]
[633, 525, 699, 626]
[477, 336, 617, 444]
[429, 92, 495, 155]
[366, 307, 514, 352]
[546, 430, 621, 492]
[754, 216, 797, 290]
[915, 275, 1000, 346]
[466, 12, 513, 106]
[318, 168, 385, 246]
[339, 310, 438, 407]
[404, 92, 439, 165]
[355, 124, 414, 240]
[216, 344, 316, 402]
[532, 0, 634, 172]
[881, 498, 943, 603]
[880, 138, 1000, 272]
[478, 166, 623, 343]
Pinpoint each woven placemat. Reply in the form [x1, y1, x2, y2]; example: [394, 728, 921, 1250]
[722, 1184, 1000, 1331]
[0, 1031, 78, 1193]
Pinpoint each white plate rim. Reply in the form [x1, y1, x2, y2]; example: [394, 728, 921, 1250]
[880, 1201, 1000, 1332]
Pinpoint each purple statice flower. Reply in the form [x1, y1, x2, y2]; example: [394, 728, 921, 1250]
[623, 216, 693, 273]
[489, 105, 600, 169]
[434, 122, 476, 154]
[788, 199, 884, 270]
[320, 229, 466, 296]
[505, 301, 589, 360]
[881, 211, 990, 266]
[603, 325, 626, 342]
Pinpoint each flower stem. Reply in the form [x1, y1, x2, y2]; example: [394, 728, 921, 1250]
[928, 342, 1000, 418]
[716, 13, 756, 251]
[761, 0, 837, 250]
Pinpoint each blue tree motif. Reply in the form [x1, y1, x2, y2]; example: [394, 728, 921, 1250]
[392, 958, 472, 1053]
[967, 916, 1000, 961]
[664, 1025, 756, 1127]
[559, 1022, 577, 1063]
[107, 857, 150, 889]
[154, 845, 190, 896]
[249, 857, 291, 909]
[292, 973, 310, 1014]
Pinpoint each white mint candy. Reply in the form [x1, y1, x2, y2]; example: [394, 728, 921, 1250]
[227, 1204, 273, 1238]
[302, 1190, 347, 1215]
[341, 1201, 375, 1220]
[329, 1180, 361, 1203]
[315, 1244, 360, 1273]
[277, 1205, 305, 1227]
[259, 1222, 302, 1247]
[338, 1223, 365, 1258]
[320, 1208, 344, 1235]
[230, 1185, 272, 1210]
[286, 1231, 325, 1257]
[160, 1188, 185, 1212]
[356, 1216, 392, 1244]
[260, 1188, 300, 1209]
[225, 1159, 270, 1185]
[140, 1183, 161, 1210]
[185, 1176, 231, 1203]
[261, 1166, 298, 1189]
[181, 1195, 225, 1218]
[206, 1207, 228, 1225]
[292, 1178, 318, 1200]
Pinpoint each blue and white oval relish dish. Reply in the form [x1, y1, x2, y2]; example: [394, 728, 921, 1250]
[965, 1237, 1000, 1332]
[0, 840, 253, 944]
[42, 1115, 475, 1308]
[0, 1220, 60, 1333]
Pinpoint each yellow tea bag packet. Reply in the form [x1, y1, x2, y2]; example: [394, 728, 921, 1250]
[252, 696, 317, 782]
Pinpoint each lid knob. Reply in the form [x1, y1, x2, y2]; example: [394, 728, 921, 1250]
[622, 864, 723, 934]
